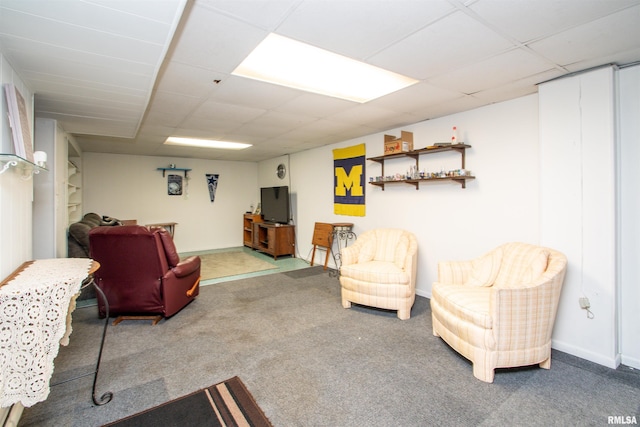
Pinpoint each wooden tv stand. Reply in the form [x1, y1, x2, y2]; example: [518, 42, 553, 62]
[253, 222, 295, 260]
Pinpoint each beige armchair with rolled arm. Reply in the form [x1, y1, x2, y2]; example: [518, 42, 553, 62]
[339, 228, 418, 320]
[430, 242, 568, 382]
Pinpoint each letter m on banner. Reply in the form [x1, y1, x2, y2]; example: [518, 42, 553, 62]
[333, 143, 365, 216]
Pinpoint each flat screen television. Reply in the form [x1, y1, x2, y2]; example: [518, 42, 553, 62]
[260, 186, 290, 224]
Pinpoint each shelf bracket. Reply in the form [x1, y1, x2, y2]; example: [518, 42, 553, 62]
[157, 167, 191, 178]
[0, 160, 18, 175]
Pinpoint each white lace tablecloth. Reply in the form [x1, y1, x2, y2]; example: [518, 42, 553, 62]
[0, 258, 93, 408]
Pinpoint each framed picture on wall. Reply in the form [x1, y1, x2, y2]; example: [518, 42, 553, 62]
[168, 174, 183, 195]
[3, 84, 34, 162]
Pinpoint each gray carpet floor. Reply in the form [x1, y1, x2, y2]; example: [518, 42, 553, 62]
[19, 267, 640, 426]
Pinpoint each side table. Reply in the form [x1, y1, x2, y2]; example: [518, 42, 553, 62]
[146, 221, 177, 237]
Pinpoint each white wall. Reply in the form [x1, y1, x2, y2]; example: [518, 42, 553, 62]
[539, 67, 617, 368]
[0, 52, 35, 279]
[278, 95, 540, 297]
[82, 153, 258, 253]
[618, 64, 640, 369]
[33, 118, 69, 259]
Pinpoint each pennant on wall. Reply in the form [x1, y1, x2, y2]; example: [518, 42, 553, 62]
[333, 143, 365, 216]
[206, 173, 219, 202]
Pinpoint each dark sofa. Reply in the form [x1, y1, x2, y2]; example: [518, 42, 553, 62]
[68, 213, 121, 258]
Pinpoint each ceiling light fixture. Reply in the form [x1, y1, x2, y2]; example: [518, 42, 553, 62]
[232, 33, 418, 103]
[165, 137, 252, 150]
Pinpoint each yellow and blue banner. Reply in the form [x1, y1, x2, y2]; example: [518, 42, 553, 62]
[333, 143, 365, 216]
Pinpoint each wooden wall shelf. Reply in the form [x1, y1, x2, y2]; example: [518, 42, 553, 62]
[367, 143, 474, 190]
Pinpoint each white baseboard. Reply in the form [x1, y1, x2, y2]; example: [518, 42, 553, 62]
[621, 354, 640, 370]
[551, 339, 619, 369]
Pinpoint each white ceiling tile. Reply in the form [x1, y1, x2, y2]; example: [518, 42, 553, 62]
[197, 0, 298, 31]
[83, 0, 187, 24]
[528, 6, 640, 67]
[209, 76, 301, 110]
[470, 69, 564, 104]
[563, 47, 640, 73]
[368, 82, 464, 113]
[0, 0, 183, 44]
[428, 48, 557, 94]
[326, 104, 402, 126]
[36, 95, 141, 119]
[2, 39, 156, 77]
[470, 0, 640, 43]
[276, 0, 454, 59]
[169, 3, 267, 73]
[0, 8, 165, 65]
[274, 93, 355, 119]
[156, 62, 225, 97]
[190, 100, 265, 124]
[369, 10, 514, 79]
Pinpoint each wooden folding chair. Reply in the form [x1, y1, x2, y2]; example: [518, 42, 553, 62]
[311, 222, 334, 270]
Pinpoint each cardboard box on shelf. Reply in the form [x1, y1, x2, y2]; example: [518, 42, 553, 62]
[384, 131, 414, 155]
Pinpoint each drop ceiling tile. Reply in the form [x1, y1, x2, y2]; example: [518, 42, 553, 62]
[53, 117, 138, 137]
[15, 57, 152, 92]
[28, 77, 146, 105]
[2, 39, 156, 77]
[369, 10, 514, 79]
[35, 96, 141, 119]
[410, 94, 487, 120]
[147, 91, 202, 118]
[368, 82, 464, 114]
[0, 0, 184, 44]
[247, 110, 318, 129]
[274, 93, 355, 119]
[563, 47, 640, 73]
[470, 69, 564, 104]
[178, 115, 243, 134]
[325, 104, 403, 126]
[428, 48, 557, 94]
[470, 0, 640, 43]
[0, 8, 165, 65]
[190, 100, 265, 124]
[209, 76, 301, 110]
[198, 0, 298, 31]
[169, 3, 267, 73]
[276, 0, 454, 59]
[528, 6, 640, 67]
[84, 0, 187, 24]
[156, 61, 225, 98]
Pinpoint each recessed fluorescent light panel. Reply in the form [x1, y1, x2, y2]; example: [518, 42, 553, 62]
[232, 33, 418, 103]
[165, 137, 252, 150]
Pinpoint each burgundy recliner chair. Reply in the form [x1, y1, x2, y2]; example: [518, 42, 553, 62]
[89, 225, 200, 323]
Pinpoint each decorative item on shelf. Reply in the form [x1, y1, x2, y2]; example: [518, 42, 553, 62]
[384, 131, 413, 155]
[451, 126, 458, 144]
[33, 151, 47, 168]
[157, 165, 192, 177]
[367, 143, 474, 190]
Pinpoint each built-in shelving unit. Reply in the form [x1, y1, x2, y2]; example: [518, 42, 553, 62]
[67, 158, 82, 224]
[367, 143, 475, 190]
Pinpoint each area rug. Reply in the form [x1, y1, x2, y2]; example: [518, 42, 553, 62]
[198, 251, 278, 280]
[103, 376, 272, 427]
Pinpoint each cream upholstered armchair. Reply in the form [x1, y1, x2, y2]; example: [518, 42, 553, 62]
[431, 242, 567, 382]
[339, 228, 418, 320]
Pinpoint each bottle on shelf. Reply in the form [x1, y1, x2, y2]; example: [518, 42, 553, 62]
[451, 126, 458, 144]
